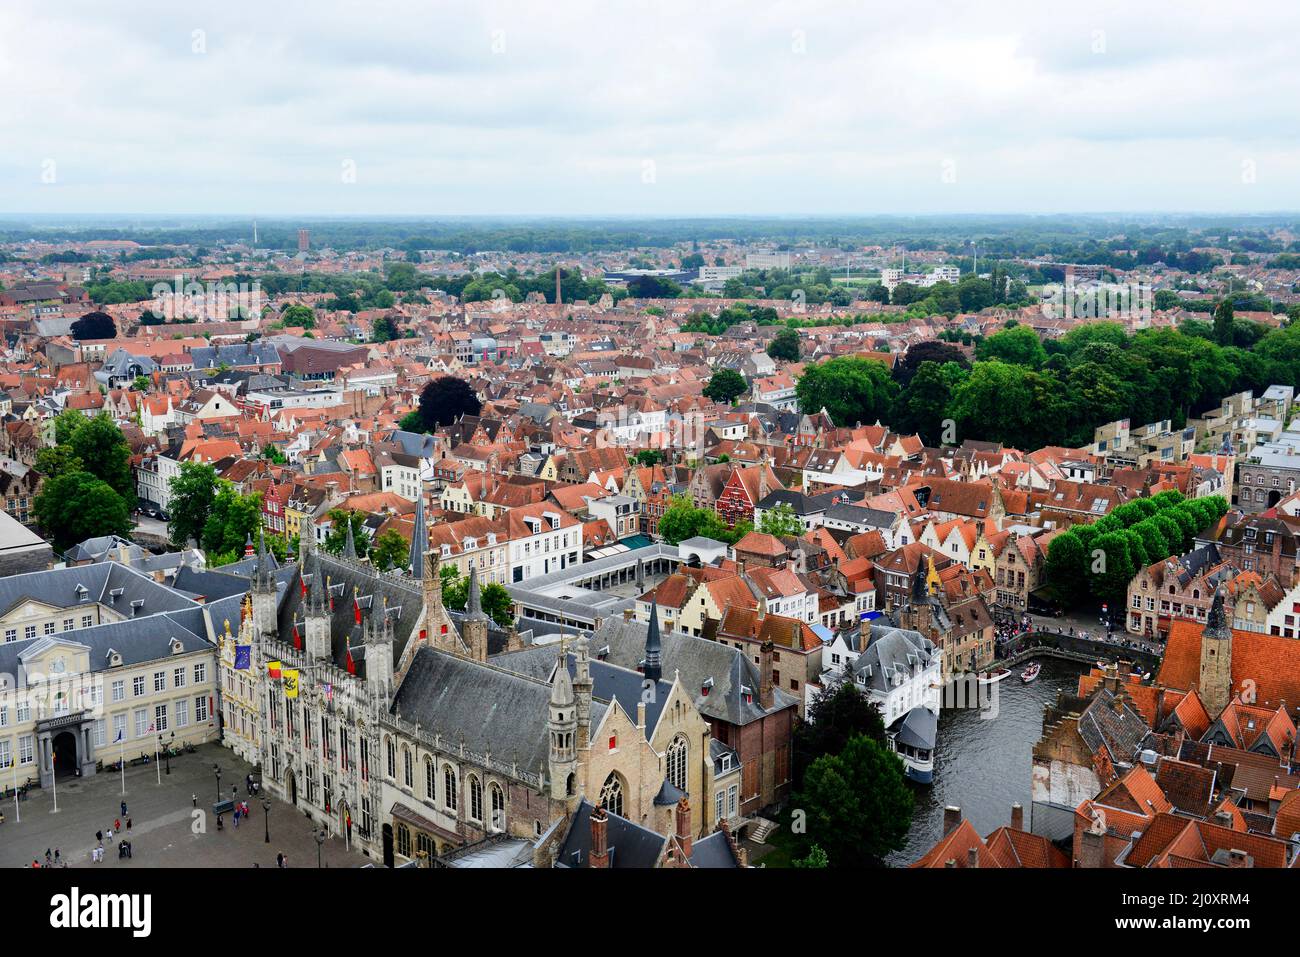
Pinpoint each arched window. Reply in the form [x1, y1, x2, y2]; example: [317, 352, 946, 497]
[385, 737, 395, 778]
[416, 833, 434, 859]
[402, 747, 413, 788]
[490, 783, 505, 831]
[599, 773, 624, 818]
[424, 757, 435, 800]
[396, 823, 411, 858]
[443, 764, 458, 812]
[468, 774, 483, 822]
[666, 735, 688, 792]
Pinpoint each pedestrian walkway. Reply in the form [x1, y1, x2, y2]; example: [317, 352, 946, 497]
[0, 743, 368, 869]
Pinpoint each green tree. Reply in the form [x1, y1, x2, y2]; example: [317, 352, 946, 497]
[703, 368, 749, 404]
[280, 303, 316, 328]
[417, 376, 482, 429]
[1213, 299, 1234, 347]
[1043, 531, 1088, 607]
[34, 445, 83, 482]
[370, 528, 411, 571]
[796, 735, 913, 868]
[758, 502, 803, 538]
[168, 461, 219, 547]
[33, 471, 133, 551]
[323, 509, 370, 558]
[632, 449, 664, 467]
[793, 845, 830, 868]
[68, 414, 134, 501]
[975, 325, 1046, 368]
[70, 311, 116, 340]
[201, 483, 264, 559]
[51, 408, 87, 446]
[796, 357, 897, 427]
[794, 682, 886, 782]
[766, 327, 801, 362]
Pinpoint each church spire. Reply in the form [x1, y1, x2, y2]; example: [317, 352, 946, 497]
[466, 565, 488, 621]
[342, 512, 358, 560]
[644, 597, 662, 683]
[409, 491, 427, 579]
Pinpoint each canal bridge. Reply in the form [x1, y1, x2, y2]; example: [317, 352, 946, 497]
[992, 629, 1162, 675]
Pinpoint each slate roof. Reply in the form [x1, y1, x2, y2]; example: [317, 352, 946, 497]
[391, 647, 607, 775]
[555, 799, 665, 869]
[851, 625, 938, 694]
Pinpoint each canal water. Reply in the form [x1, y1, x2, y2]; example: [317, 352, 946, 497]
[888, 657, 1088, 866]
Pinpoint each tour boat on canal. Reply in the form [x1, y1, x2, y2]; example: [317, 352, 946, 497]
[1020, 661, 1042, 683]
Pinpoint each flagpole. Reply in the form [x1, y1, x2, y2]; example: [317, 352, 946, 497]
[51, 748, 58, 814]
[12, 758, 19, 824]
[155, 732, 161, 786]
[120, 733, 125, 795]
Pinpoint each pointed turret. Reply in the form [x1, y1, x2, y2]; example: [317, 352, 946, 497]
[1199, 584, 1234, 715]
[461, 565, 490, 662]
[342, 513, 358, 559]
[408, 491, 427, 580]
[547, 646, 577, 802]
[644, 597, 662, 683]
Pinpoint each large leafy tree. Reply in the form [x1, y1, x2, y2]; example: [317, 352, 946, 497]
[70, 311, 116, 340]
[417, 376, 482, 430]
[795, 356, 897, 427]
[370, 528, 411, 572]
[758, 502, 803, 538]
[796, 735, 913, 867]
[656, 494, 731, 545]
[890, 360, 968, 445]
[702, 368, 749, 404]
[34, 471, 133, 551]
[766, 327, 801, 362]
[323, 508, 371, 558]
[893, 340, 969, 386]
[794, 683, 887, 782]
[975, 325, 1046, 368]
[68, 413, 134, 501]
[201, 483, 264, 563]
[168, 461, 219, 546]
[439, 566, 514, 627]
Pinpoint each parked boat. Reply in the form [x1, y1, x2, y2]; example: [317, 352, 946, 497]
[979, 668, 1012, 685]
[1020, 661, 1042, 683]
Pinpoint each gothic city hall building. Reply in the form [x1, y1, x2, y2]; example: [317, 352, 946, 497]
[230, 496, 737, 866]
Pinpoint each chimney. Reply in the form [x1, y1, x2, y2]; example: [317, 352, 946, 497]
[758, 640, 775, 709]
[1078, 824, 1106, 868]
[967, 846, 979, 868]
[675, 797, 693, 860]
[1011, 803, 1024, 832]
[943, 805, 962, 836]
[589, 807, 609, 868]
[1226, 848, 1251, 868]
[944, 859, 956, 868]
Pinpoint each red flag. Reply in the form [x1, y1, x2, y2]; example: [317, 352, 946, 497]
[345, 647, 356, 675]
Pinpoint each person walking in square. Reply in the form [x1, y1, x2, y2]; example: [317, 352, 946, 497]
[121, 800, 127, 818]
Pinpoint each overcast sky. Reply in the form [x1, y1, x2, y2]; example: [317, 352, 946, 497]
[3, 0, 1298, 217]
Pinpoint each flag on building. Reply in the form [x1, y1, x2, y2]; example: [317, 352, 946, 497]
[282, 669, 299, 698]
[268, 660, 282, 680]
[234, 645, 251, 670]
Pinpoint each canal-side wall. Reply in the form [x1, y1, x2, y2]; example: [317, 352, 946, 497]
[992, 630, 1161, 674]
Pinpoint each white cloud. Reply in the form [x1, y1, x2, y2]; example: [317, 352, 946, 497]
[1, 0, 1298, 214]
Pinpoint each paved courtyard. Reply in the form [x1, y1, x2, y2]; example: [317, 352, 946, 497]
[0, 743, 369, 869]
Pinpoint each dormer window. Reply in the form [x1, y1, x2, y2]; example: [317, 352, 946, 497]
[170, 638, 184, 655]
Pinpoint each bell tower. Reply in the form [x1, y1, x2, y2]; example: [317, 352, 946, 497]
[547, 648, 577, 802]
[250, 527, 279, 639]
[1198, 586, 1234, 715]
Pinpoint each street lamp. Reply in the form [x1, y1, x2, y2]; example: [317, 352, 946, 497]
[263, 798, 271, 844]
[213, 763, 221, 802]
[165, 732, 174, 775]
[315, 827, 326, 869]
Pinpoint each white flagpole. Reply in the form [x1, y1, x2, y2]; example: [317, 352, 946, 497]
[119, 733, 125, 795]
[12, 758, 18, 824]
[155, 731, 161, 786]
[51, 747, 58, 814]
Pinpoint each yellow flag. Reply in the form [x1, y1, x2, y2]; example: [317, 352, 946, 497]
[282, 669, 299, 698]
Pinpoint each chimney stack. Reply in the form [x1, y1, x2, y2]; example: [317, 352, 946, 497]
[943, 805, 962, 836]
[589, 807, 609, 869]
[967, 846, 979, 868]
[675, 797, 693, 860]
[1011, 803, 1024, 832]
[758, 640, 775, 709]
